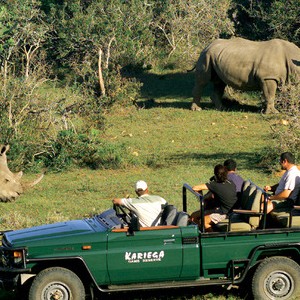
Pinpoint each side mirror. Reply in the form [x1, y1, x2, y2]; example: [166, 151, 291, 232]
[127, 215, 140, 236]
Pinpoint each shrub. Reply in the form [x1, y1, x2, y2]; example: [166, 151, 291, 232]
[260, 81, 300, 170]
[42, 130, 127, 171]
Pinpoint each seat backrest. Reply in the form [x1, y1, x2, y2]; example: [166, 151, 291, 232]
[241, 183, 256, 209]
[172, 211, 189, 226]
[248, 188, 263, 228]
[291, 187, 300, 205]
[233, 180, 251, 209]
[159, 205, 178, 225]
[242, 180, 251, 192]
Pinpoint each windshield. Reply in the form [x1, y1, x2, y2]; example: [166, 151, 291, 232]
[95, 209, 126, 229]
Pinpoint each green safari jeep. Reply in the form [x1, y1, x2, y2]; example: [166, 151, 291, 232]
[1, 182, 300, 300]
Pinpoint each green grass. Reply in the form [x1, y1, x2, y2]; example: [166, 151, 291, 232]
[0, 69, 286, 299]
[0, 108, 278, 229]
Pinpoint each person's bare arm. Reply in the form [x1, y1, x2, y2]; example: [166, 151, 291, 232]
[269, 189, 291, 201]
[112, 198, 123, 205]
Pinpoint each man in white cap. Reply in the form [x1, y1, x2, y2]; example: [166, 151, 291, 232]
[113, 180, 167, 227]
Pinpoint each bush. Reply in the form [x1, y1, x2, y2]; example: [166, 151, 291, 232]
[230, 0, 300, 44]
[260, 81, 300, 170]
[0, 77, 123, 172]
[42, 130, 127, 171]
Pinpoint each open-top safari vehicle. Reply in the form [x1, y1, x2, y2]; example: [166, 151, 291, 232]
[1, 181, 300, 299]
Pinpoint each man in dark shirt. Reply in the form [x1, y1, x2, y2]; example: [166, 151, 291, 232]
[224, 159, 244, 207]
[192, 164, 237, 232]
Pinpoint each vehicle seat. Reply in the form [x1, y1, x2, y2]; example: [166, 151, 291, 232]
[270, 191, 300, 227]
[239, 180, 253, 208]
[215, 183, 262, 232]
[159, 205, 178, 225]
[172, 211, 189, 226]
[234, 180, 251, 209]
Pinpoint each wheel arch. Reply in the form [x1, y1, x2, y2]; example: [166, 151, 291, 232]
[249, 244, 300, 269]
[27, 257, 98, 290]
[236, 244, 300, 286]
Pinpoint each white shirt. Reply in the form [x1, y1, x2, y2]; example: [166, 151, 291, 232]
[121, 194, 167, 227]
[275, 165, 300, 201]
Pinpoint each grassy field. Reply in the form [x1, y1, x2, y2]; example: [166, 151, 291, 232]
[0, 69, 285, 299]
[0, 106, 277, 230]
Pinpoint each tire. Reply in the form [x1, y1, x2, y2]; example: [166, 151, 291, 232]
[252, 256, 300, 300]
[28, 267, 85, 300]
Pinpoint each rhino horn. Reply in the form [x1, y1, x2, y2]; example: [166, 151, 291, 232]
[24, 173, 45, 189]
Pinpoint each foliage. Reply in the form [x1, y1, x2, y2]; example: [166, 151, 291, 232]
[0, 76, 112, 171]
[42, 130, 127, 171]
[151, 0, 235, 62]
[0, 94, 272, 227]
[46, 0, 153, 100]
[260, 81, 300, 170]
[0, 0, 299, 172]
[0, 0, 50, 79]
[230, 0, 300, 44]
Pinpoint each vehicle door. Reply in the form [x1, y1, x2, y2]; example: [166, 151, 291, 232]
[107, 226, 183, 284]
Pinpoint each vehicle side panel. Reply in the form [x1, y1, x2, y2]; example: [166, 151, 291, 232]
[200, 230, 300, 278]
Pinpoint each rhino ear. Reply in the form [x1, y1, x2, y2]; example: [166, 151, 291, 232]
[0, 144, 9, 156]
[0, 145, 6, 155]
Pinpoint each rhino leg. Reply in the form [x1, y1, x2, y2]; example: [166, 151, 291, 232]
[211, 82, 226, 110]
[191, 80, 203, 111]
[191, 99, 202, 111]
[262, 79, 279, 114]
[191, 62, 211, 111]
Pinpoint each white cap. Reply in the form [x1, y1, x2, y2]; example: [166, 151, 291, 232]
[135, 180, 148, 191]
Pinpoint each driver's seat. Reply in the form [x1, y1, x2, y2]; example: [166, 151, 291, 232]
[159, 205, 178, 225]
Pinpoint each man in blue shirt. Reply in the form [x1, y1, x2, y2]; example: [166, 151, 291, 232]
[224, 159, 244, 194]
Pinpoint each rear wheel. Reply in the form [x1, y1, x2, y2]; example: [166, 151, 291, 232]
[28, 267, 85, 300]
[252, 256, 300, 299]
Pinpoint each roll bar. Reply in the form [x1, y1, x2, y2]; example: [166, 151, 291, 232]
[182, 183, 205, 232]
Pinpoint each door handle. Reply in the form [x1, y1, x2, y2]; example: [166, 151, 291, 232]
[164, 238, 175, 245]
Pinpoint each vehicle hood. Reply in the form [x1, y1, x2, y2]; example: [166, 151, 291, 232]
[4, 219, 100, 247]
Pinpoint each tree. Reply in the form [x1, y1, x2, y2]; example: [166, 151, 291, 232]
[230, 0, 300, 44]
[46, 0, 154, 97]
[0, 0, 49, 81]
[267, 0, 300, 44]
[151, 0, 235, 61]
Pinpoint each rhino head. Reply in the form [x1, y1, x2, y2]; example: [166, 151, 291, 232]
[0, 144, 44, 202]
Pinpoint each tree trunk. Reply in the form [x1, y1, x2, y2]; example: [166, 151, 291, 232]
[98, 48, 106, 96]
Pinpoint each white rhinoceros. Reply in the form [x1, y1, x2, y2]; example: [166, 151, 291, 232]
[191, 37, 300, 113]
[0, 144, 44, 202]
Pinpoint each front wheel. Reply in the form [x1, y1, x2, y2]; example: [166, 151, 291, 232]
[28, 267, 85, 300]
[252, 256, 300, 299]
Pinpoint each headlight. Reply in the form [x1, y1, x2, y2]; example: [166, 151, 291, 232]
[13, 251, 23, 265]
